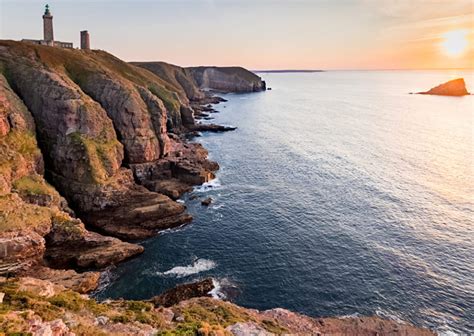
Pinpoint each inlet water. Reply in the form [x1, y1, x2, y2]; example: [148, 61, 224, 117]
[96, 71, 474, 335]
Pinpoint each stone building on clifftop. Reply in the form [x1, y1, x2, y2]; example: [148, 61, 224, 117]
[22, 4, 90, 49]
[80, 30, 90, 50]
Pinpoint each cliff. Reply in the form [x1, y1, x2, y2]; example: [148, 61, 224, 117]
[0, 68, 141, 291]
[189, 66, 266, 93]
[134, 62, 267, 94]
[0, 40, 226, 243]
[131, 61, 205, 102]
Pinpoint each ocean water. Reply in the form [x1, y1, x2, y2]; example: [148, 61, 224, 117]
[96, 71, 474, 335]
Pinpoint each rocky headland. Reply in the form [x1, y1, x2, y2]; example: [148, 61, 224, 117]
[0, 40, 433, 335]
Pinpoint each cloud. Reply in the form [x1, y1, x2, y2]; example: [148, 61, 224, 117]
[360, 0, 473, 20]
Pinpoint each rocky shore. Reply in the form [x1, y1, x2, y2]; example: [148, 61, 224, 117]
[0, 40, 434, 335]
[0, 277, 435, 335]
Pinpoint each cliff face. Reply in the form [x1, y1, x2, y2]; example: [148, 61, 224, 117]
[133, 62, 267, 94]
[0, 70, 142, 291]
[188, 66, 266, 93]
[0, 41, 224, 243]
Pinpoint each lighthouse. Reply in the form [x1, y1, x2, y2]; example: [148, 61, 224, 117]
[42, 4, 54, 45]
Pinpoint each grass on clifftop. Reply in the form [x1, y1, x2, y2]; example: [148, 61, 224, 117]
[12, 41, 186, 115]
[0, 279, 288, 336]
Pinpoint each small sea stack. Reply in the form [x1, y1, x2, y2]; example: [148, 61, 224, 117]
[417, 78, 470, 96]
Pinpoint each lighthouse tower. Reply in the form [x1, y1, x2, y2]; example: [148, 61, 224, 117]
[43, 4, 54, 45]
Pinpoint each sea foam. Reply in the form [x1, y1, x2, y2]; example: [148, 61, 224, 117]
[209, 278, 225, 299]
[194, 178, 222, 193]
[158, 259, 216, 278]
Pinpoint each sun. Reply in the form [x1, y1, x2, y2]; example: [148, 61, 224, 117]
[440, 30, 469, 57]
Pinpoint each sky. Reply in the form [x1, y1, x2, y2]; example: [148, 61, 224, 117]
[0, 0, 473, 70]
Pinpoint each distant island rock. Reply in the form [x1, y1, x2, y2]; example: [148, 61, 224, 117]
[417, 78, 470, 96]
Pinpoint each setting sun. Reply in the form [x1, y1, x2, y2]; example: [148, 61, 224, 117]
[440, 30, 469, 57]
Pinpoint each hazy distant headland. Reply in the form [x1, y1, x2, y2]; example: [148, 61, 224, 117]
[255, 69, 324, 73]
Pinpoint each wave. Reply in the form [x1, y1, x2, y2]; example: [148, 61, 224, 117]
[208, 278, 240, 301]
[194, 178, 222, 193]
[157, 258, 216, 278]
[209, 278, 226, 299]
[437, 331, 461, 336]
[91, 266, 118, 298]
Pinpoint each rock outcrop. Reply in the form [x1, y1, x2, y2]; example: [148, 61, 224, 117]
[151, 278, 214, 307]
[0, 277, 435, 335]
[417, 78, 470, 96]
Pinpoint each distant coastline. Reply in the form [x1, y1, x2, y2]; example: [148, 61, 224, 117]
[254, 69, 324, 73]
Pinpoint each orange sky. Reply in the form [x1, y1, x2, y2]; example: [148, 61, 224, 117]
[1, 0, 473, 69]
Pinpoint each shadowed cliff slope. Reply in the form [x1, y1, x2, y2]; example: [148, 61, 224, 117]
[189, 66, 266, 93]
[133, 62, 267, 94]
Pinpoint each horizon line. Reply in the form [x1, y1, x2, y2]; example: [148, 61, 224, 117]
[253, 68, 474, 72]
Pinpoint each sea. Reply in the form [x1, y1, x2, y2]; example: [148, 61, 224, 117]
[96, 70, 474, 335]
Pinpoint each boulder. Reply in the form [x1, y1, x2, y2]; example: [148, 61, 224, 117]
[189, 124, 237, 133]
[226, 322, 274, 336]
[201, 197, 213, 206]
[151, 278, 214, 307]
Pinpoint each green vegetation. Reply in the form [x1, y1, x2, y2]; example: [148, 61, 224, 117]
[67, 131, 121, 184]
[51, 212, 84, 237]
[0, 194, 52, 232]
[12, 175, 56, 197]
[158, 299, 287, 335]
[148, 84, 181, 116]
[0, 279, 288, 335]
[0, 279, 166, 334]
[0, 130, 41, 178]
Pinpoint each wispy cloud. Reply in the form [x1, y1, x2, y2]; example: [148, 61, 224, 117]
[360, 0, 473, 20]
